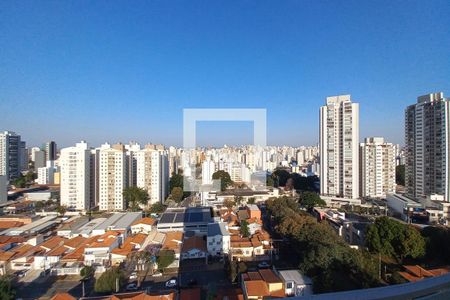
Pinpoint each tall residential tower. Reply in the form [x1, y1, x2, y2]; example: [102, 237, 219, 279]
[319, 95, 360, 201]
[405, 92, 450, 202]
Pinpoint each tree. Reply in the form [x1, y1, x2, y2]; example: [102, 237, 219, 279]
[223, 199, 235, 210]
[13, 175, 26, 188]
[94, 267, 125, 293]
[300, 192, 326, 210]
[422, 226, 450, 264]
[123, 187, 149, 211]
[34, 201, 45, 211]
[396, 165, 405, 186]
[170, 187, 183, 203]
[266, 196, 380, 293]
[156, 250, 175, 271]
[240, 220, 250, 237]
[247, 197, 256, 205]
[212, 170, 233, 191]
[0, 276, 15, 300]
[56, 205, 67, 216]
[80, 265, 95, 279]
[169, 174, 184, 191]
[148, 202, 167, 214]
[366, 217, 425, 261]
[272, 169, 290, 187]
[25, 171, 37, 183]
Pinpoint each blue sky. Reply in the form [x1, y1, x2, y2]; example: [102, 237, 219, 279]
[1, 1, 449, 148]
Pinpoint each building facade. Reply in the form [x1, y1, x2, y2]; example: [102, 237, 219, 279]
[60, 141, 91, 210]
[405, 93, 450, 202]
[0, 131, 22, 181]
[98, 143, 127, 211]
[45, 141, 57, 161]
[360, 137, 396, 198]
[319, 95, 360, 200]
[136, 147, 169, 205]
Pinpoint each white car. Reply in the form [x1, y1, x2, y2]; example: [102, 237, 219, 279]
[126, 283, 138, 291]
[152, 272, 163, 277]
[129, 272, 138, 280]
[165, 279, 177, 288]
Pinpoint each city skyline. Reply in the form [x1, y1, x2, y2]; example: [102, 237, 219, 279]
[1, 1, 449, 147]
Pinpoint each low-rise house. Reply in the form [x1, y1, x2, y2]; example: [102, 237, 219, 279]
[207, 222, 230, 256]
[161, 232, 183, 260]
[181, 236, 207, 260]
[111, 233, 148, 266]
[277, 270, 313, 297]
[84, 231, 121, 267]
[230, 230, 272, 262]
[131, 217, 156, 234]
[398, 265, 450, 282]
[241, 269, 284, 299]
[246, 204, 261, 220]
[33, 236, 67, 270]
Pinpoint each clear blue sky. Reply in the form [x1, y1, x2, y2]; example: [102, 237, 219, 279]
[1, 0, 449, 148]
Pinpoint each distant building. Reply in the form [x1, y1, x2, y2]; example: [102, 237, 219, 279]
[0, 131, 22, 181]
[31, 147, 46, 170]
[0, 176, 7, 203]
[136, 146, 169, 205]
[405, 92, 450, 202]
[320, 95, 360, 201]
[98, 143, 126, 211]
[37, 161, 58, 185]
[201, 159, 215, 185]
[60, 141, 91, 210]
[45, 141, 57, 161]
[360, 137, 396, 198]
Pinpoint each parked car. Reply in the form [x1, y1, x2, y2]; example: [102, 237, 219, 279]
[165, 278, 177, 288]
[126, 283, 138, 291]
[129, 272, 138, 281]
[17, 270, 27, 278]
[258, 261, 270, 269]
[152, 272, 163, 277]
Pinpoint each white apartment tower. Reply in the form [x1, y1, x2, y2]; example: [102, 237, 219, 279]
[136, 146, 169, 205]
[201, 159, 216, 185]
[0, 131, 21, 181]
[60, 141, 91, 210]
[405, 92, 450, 202]
[360, 137, 396, 198]
[319, 95, 360, 199]
[98, 143, 127, 211]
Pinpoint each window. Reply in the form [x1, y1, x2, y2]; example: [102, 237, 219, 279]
[286, 282, 293, 289]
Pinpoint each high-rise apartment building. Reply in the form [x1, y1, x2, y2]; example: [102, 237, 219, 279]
[0, 176, 7, 203]
[45, 141, 57, 161]
[136, 146, 169, 205]
[0, 131, 21, 181]
[31, 147, 46, 169]
[319, 95, 360, 200]
[37, 161, 58, 185]
[201, 159, 216, 185]
[98, 143, 127, 211]
[405, 92, 450, 202]
[360, 137, 396, 198]
[60, 141, 91, 210]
